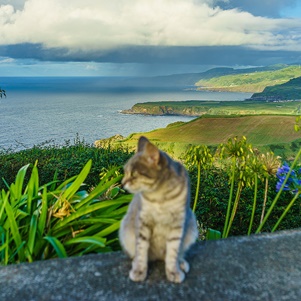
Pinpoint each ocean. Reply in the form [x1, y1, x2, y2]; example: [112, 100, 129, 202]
[0, 77, 252, 150]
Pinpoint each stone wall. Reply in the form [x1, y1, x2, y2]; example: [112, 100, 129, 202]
[1, 229, 301, 301]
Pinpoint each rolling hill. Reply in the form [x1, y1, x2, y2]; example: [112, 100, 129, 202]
[251, 76, 301, 101]
[95, 115, 301, 158]
[112, 64, 287, 90]
[195, 65, 301, 93]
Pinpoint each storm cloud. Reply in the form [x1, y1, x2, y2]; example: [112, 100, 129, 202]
[0, 0, 300, 75]
[0, 0, 300, 51]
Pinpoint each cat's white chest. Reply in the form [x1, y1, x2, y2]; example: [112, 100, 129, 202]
[141, 196, 180, 226]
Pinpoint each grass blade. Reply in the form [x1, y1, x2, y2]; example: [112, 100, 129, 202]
[61, 160, 92, 201]
[13, 163, 30, 201]
[74, 175, 123, 210]
[38, 187, 48, 237]
[65, 236, 106, 248]
[97, 221, 121, 237]
[3, 197, 25, 261]
[0, 190, 8, 224]
[44, 236, 67, 258]
[27, 214, 38, 258]
[53, 198, 129, 232]
[26, 162, 39, 215]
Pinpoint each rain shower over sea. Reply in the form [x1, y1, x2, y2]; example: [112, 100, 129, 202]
[0, 77, 251, 150]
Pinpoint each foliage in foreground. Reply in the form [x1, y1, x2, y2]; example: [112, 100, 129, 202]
[2, 135, 301, 265]
[0, 160, 131, 265]
[0, 138, 132, 191]
[186, 136, 301, 238]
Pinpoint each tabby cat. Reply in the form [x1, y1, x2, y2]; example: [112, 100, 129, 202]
[119, 136, 198, 283]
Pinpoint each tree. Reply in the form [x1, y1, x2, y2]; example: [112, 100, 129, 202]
[0, 88, 6, 98]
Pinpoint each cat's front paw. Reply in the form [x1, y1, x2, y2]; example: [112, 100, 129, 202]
[166, 268, 185, 283]
[129, 267, 147, 282]
[179, 259, 190, 273]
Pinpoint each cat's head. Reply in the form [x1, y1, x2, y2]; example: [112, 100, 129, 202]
[122, 136, 165, 193]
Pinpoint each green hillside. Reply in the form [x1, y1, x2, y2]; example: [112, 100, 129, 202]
[251, 76, 301, 101]
[112, 64, 286, 89]
[96, 115, 301, 158]
[195, 65, 301, 93]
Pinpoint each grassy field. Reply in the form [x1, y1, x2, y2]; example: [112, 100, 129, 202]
[195, 66, 301, 92]
[98, 115, 301, 158]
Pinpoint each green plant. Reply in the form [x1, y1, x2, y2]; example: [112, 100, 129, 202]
[246, 154, 265, 235]
[185, 145, 213, 212]
[0, 139, 133, 191]
[256, 120, 301, 233]
[0, 160, 131, 265]
[256, 159, 301, 233]
[218, 136, 254, 238]
[258, 152, 281, 225]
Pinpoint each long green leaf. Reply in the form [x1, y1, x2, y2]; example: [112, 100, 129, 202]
[56, 175, 78, 191]
[65, 236, 106, 247]
[27, 214, 38, 257]
[71, 224, 104, 239]
[0, 226, 6, 263]
[0, 190, 8, 224]
[44, 236, 67, 258]
[61, 160, 92, 201]
[13, 164, 30, 201]
[26, 162, 39, 215]
[38, 187, 48, 237]
[97, 221, 121, 237]
[68, 218, 118, 226]
[4, 197, 25, 261]
[74, 174, 123, 210]
[53, 198, 129, 231]
[50, 169, 59, 191]
[8, 241, 26, 264]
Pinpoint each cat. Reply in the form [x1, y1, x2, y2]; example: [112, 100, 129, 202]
[119, 136, 198, 283]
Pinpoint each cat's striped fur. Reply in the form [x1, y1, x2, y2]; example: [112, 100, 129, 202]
[119, 136, 198, 283]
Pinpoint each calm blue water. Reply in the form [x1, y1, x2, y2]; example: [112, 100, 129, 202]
[0, 77, 251, 150]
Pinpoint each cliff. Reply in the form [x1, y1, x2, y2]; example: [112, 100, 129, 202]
[121, 100, 301, 117]
[122, 101, 209, 116]
[251, 76, 301, 101]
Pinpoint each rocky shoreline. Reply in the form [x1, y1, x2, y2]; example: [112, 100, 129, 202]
[121, 102, 208, 117]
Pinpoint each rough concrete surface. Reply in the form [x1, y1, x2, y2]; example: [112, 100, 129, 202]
[1, 229, 301, 301]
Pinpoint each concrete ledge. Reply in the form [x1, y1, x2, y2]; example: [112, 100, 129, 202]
[1, 229, 301, 301]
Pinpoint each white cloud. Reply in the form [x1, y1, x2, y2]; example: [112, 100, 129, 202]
[0, 56, 15, 63]
[0, 0, 300, 52]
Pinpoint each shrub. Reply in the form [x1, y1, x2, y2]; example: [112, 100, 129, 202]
[0, 138, 133, 191]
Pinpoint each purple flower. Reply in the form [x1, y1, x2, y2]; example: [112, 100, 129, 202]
[276, 163, 301, 195]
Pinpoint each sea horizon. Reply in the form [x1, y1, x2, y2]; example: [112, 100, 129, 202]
[0, 77, 252, 151]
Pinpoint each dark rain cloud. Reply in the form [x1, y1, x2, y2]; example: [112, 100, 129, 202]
[1, 43, 300, 67]
[0, 0, 300, 73]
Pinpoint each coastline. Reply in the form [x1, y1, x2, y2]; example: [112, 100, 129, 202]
[120, 99, 301, 117]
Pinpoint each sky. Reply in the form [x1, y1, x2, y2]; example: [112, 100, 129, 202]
[0, 0, 301, 76]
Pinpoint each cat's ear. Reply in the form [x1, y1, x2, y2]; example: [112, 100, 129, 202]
[144, 141, 160, 166]
[137, 136, 149, 152]
[137, 136, 160, 165]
